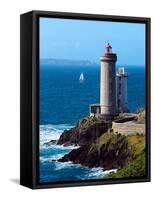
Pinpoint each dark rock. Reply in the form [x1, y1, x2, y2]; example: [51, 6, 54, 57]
[57, 116, 111, 146]
[57, 114, 145, 173]
[44, 139, 57, 147]
[58, 133, 133, 170]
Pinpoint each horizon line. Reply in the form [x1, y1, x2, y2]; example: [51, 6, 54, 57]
[40, 58, 145, 67]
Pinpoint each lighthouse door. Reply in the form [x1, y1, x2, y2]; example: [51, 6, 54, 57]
[96, 107, 99, 114]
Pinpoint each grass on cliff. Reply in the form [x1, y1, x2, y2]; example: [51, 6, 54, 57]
[90, 131, 145, 156]
[88, 131, 146, 178]
[105, 151, 146, 178]
[89, 132, 125, 153]
[77, 116, 100, 129]
[100, 132, 146, 179]
[127, 134, 145, 158]
[77, 116, 111, 130]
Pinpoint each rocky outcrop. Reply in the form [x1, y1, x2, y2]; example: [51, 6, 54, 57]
[44, 139, 57, 146]
[57, 116, 111, 146]
[59, 133, 133, 169]
[57, 110, 146, 175]
[58, 133, 145, 170]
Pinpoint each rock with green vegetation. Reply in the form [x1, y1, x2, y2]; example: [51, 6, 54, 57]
[57, 112, 146, 178]
[105, 152, 146, 178]
[59, 132, 145, 174]
[57, 116, 111, 146]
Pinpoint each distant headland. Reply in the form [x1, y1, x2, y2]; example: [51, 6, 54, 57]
[40, 58, 98, 66]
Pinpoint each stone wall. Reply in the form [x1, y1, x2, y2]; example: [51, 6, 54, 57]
[112, 121, 145, 135]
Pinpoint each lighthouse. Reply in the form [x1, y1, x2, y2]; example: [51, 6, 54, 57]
[100, 42, 117, 115]
[90, 42, 129, 117]
[116, 67, 129, 113]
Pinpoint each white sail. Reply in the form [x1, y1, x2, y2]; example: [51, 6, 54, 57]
[79, 72, 84, 81]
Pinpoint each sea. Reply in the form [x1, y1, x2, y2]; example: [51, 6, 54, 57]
[39, 64, 145, 183]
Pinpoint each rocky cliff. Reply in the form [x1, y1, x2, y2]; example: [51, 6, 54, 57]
[56, 110, 146, 176]
[59, 132, 145, 171]
[54, 109, 145, 178]
[57, 116, 111, 146]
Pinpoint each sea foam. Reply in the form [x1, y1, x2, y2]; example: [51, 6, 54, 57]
[39, 123, 116, 182]
[40, 124, 73, 148]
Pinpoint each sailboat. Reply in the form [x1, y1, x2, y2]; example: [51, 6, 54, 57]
[79, 72, 84, 82]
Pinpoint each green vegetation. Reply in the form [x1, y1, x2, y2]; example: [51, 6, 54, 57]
[103, 133, 146, 178]
[77, 116, 100, 129]
[90, 132, 145, 155]
[77, 115, 112, 130]
[86, 131, 146, 178]
[127, 134, 145, 158]
[105, 152, 146, 178]
[76, 116, 146, 178]
[89, 132, 126, 153]
[58, 111, 146, 178]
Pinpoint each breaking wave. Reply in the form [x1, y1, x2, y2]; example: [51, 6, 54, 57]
[40, 124, 73, 148]
[39, 123, 116, 183]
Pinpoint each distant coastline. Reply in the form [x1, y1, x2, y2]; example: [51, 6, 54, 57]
[40, 58, 145, 68]
[40, 58, 98, 66]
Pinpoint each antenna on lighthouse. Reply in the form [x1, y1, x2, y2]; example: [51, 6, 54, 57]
[105, 41, 112, 54]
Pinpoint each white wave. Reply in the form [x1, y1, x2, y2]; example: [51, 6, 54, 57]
[52, 161, 113, 178]
[39, 124, 117, 180]
[41, 144, 79, 150]
[101, 169, 117, 176]
[40, 153, 65, 162]
[54, 161, 76, 171]
[84, 167, 117, 179]
[39, 124, 74, 148]
[40, 156, 52, 162]
[88, 167, 105, 178]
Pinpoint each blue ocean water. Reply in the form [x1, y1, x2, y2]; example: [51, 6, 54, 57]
[39, 64, 145, 183]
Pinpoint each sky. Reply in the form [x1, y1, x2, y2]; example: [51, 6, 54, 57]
[39, 17, 145, 66]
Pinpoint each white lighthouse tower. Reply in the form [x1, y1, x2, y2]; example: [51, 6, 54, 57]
[89, 42, 129, 117]
[100, 42, 117, 115]
[116, 67, 129, 113]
